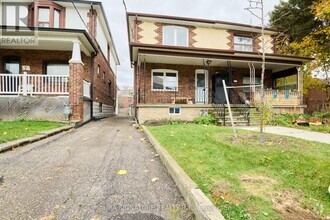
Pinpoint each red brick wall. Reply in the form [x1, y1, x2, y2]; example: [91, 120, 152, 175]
[135, 63, 273, 104]
[0, 49, 116, 107]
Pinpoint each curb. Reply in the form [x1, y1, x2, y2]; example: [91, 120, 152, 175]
[142, 125, 225, 220]
[0, 125, 73, 153]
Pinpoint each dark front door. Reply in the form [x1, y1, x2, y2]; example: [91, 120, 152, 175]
[3, 57, 20, 93]
[212, 71, 228, 104]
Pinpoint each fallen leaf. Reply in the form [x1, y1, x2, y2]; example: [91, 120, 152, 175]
[45, 177, 53, 180]
[117, 170, 128, 175]
[151, 177, 159, 182]
[3, 132, 7, 135]
[150, 159, 154, 162]
[82, 138, 90, 141]
[129, 136, 133, 139]
[140, 138, 146, 142]
[144, 170, 149, 173]
[155, 154, 159, 157]
[40, 214, 55, 220]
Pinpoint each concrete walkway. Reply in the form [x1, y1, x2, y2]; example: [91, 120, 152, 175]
[0, 116, 193, 220]
[239, 126, 330, 144]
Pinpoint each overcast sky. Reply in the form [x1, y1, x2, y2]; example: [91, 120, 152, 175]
[101, 0, 282, 89]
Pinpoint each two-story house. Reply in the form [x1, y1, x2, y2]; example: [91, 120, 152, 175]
[127, 12, 312, 123]
[0, 0, 120, 123]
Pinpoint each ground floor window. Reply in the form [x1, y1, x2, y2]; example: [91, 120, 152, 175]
[152, 69, 178, 91]
[242, 77, 261, 92]
[169, 107, 181, 115]
[45, 62, 69, 82]
[274, 74, 297, 91]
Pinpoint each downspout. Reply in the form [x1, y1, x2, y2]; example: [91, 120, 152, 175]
[90, 3, 97, 119]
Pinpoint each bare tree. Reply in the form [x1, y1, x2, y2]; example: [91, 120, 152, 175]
[245, 0, 267, 143]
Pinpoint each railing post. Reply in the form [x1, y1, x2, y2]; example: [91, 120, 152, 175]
[175, 87, 177, 104]
[22, 72, 27, 96]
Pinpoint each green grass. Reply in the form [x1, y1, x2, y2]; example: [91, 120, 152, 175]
[0, 120, 64, 144]
[293, 124, 330, 134]
[148, 124, 330, 220]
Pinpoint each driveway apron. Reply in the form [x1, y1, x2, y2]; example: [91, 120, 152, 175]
[0, 116, 193, 220]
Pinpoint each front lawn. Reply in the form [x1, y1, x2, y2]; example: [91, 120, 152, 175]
[0, 120, 65, 144]
[148, 124, 330, 220]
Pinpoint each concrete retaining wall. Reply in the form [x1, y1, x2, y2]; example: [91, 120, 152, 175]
[0, 96, 69, 121]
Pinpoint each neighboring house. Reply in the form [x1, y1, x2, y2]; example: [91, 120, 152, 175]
[127, 13, 312, 123]
[0, 0, 120, 122]
[304, 79, 330, 114]
[118, 88, 134, 115]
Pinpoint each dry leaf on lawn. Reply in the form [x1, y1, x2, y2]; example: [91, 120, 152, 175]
[151, 177, 159, 182]
[117, 170, 128, 175]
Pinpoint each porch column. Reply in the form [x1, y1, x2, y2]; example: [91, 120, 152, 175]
[69, 40, 84, 121]
[297, 67, 303, 104]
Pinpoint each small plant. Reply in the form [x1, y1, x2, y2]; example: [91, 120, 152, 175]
[193, 114, 215, 125]
[144, 118, 187, 126]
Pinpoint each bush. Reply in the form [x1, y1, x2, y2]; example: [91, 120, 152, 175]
[270, 114, 293, 126]
[193, 114, 215, 125]
[144, 118, 188, 126]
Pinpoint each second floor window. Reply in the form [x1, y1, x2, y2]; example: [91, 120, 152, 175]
[30, 2, 64, 28]
[234, 36, 253, 52]
[38, 8, 50, 27]
[163, 26, 188, 47]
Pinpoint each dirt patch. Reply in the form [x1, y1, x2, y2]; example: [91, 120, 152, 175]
[239, 174, 323, 220]
[221, 133, 308, 149]
[208, 180, 241, 204]
[239, 174, 277, 198]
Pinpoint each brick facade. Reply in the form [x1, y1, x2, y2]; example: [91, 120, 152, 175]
[0, 49, 116, 120]
[136, 62, 273, 104]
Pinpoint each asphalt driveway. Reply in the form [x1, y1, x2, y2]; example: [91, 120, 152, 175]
[0, 116, 193, 220]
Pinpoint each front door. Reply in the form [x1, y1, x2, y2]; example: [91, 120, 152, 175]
[195, 70, 208, 104]
[212, 72, 228, 104]
[3, 57, 20, 93]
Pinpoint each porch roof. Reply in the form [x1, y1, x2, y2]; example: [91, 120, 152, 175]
[0, 26, 97, 56]
[131, 43, 313, 73]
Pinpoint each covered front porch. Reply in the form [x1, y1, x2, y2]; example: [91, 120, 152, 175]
[136, 51, 305, 112]
[0, 28, 95, 121]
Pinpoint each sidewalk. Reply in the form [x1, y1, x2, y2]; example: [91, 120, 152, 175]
[239, 126, 330, 144]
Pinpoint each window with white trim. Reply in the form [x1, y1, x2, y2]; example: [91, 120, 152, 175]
[152, 70, 178, 91]
[163, 26, 188, 46]
[243, 77, 261, 92]
[169, 107, 181, 115]
[234, 36, 253, 52]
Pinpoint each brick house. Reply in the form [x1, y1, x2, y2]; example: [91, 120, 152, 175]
[127, 13, 312, 123]
[0, 0, 119, 122]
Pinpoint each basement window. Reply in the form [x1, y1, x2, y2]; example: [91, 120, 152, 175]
[169, 107, 181, 115]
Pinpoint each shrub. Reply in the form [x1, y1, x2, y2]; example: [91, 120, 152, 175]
[270, 114, 293, 126]
[193, 114, 215, 125]
[144, 118, 188, 126]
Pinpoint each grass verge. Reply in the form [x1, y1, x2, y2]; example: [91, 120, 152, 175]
[148, 124, 330, 220]
[0, 120, 64, 144]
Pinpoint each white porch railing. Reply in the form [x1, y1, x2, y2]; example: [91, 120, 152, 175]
[254, 90, 302, 106]
[0, 73, 69, 95]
